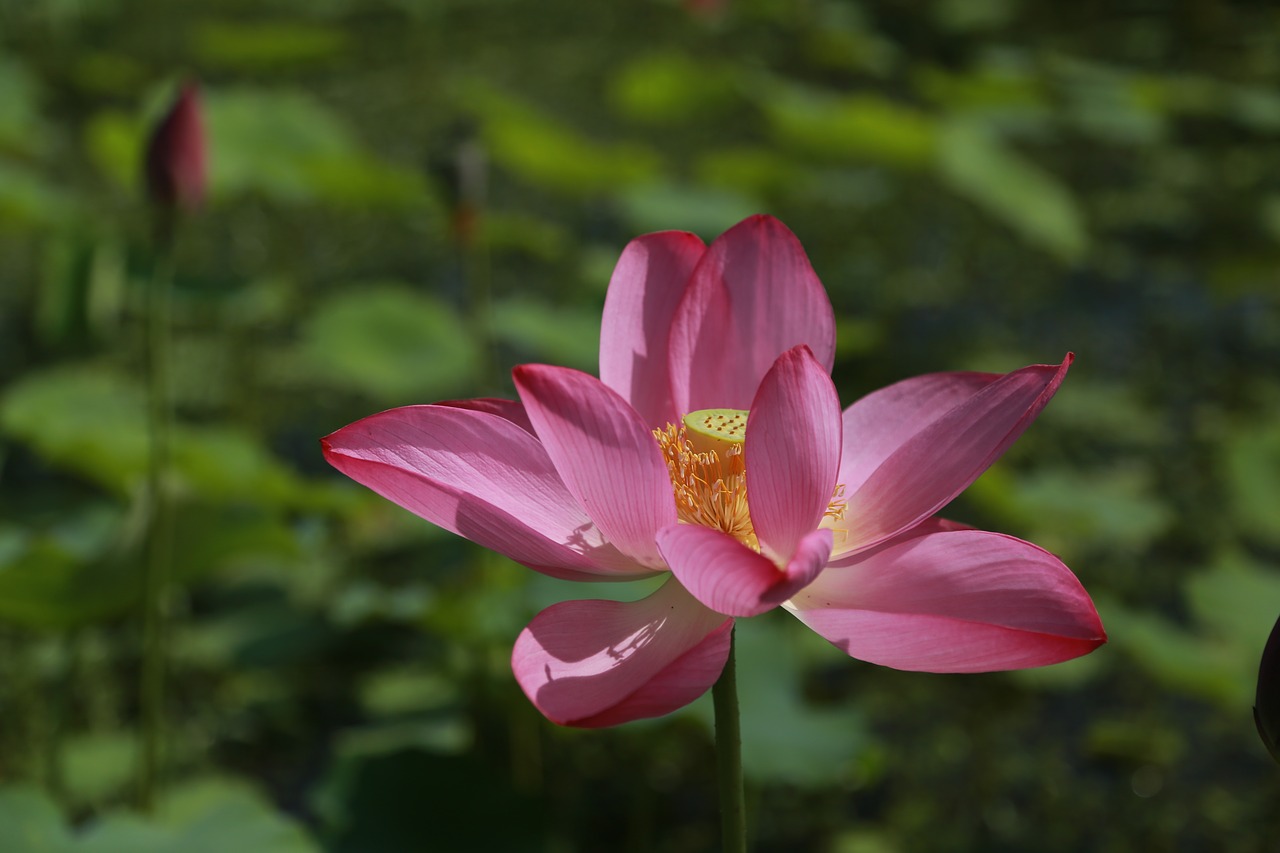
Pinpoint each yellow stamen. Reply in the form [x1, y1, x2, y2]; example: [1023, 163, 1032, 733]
[655, 418, 757, 550]
[654, 408, 847, 553]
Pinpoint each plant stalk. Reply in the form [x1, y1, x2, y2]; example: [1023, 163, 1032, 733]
[712, 626, 746, 853]
[138, 243, 175, 811]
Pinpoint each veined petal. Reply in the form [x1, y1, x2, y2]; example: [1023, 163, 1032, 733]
[658, 524, 833, 618]
[786, 529, 1106, 672]
[599, 231, 706, 428]
[512, 577, 732, 726]
[669, 215, 836, 414]
[835, 356, 1072, 555]
[322, 406, 651, 580]
[435, 396, 534, 434]
[825, 515, 973, 569]
[837, 371, 1005, 489]
[514, 365, 676, 568]
[746, 345, 842, 564]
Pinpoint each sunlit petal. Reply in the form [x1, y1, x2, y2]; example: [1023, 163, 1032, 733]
[515, 364, 676, 568]
[670, 215, 836, 413]
[512, 577, 732, 726]
[787, 529, 1105, 672]
[599, 230, 706, 428]
[323, 405, 652, 580]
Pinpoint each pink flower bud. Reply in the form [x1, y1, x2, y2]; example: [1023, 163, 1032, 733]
[145, 83, 207, 213]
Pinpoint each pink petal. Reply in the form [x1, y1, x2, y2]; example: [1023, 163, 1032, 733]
[146, 82, 206, 213]
[435, 397, 534, 434]
[512, 577, 733, 726]
[322, 405, 652, 581]
[657, 524, 833, 617]
[786, 529, 1106, 672]
[599, 231, 706, 428]
[514, 365, 676, 568]
[669, 215, 837, 414]
[745, 345, 842, 564]
[837, 371, 1006, 489]
[826, 515, 973, 568]
[835, 356, 1072, 555]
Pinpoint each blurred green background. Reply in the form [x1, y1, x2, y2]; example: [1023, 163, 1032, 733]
[2, 0, 1280, 850]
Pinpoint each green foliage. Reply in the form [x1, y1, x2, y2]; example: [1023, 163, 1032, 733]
[300, 285, 479, 402]
[193, 22, 348, 70]
[936, 121, 1087, 261]
[0, 780, 318, 852]
[1, 366, 305, 503]
[727, 614, 869, 786]
[610, 53, 739, 124]
[763, 82, 938, 169]
[207, 90, 427, 205]
[466, 83, 661, 195]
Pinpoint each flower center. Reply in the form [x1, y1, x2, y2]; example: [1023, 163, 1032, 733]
[655, 409, 757, 549]
[655, 408, 849, 554]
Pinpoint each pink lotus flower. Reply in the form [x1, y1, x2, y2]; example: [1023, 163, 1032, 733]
[145, 82, 207, 214]
[322, 215, 1106, 727]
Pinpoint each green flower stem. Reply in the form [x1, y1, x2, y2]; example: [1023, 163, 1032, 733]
[712, 626, 746, 853]
[138, 245, 175, 811]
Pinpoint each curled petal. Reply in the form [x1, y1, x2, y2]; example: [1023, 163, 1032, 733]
[322, 405, 650, 581]
[514, 365, 677, 568]
[835, 356, 1072, 555]
[658, 524, 833, 618]
[746, 345, 842, 564]
[512, 577, 733, 727]
[786, 529, 1106, 672]
[599, 231, 706, 428]
[670, 215, 836, 413]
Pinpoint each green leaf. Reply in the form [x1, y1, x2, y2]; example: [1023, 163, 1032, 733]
[0, 366, 309, 506]
[0, 159, 78, 227]
[194, 22, 347, 70]
[83, 110, 142, 193]
[78, 778, 319, 853]
[205, 89, 425, 206]
[695, 147, 811, 197]
[0, 366, 147, 493]
[0, 507, 138, 629]
[617, 181, 760, 236]
[59, 730, 138, 808]
[1100, 599, 1246, 707]
[0, 787, 72, 852]
[966, 464, 1172, 558]
[609, 53, 737, 123]
[763, 82, 938, 168]
[1185, 552, 1280, 650]
[0, 780, 315, 852]
[936, 121, 1087, 260]
[490, 295, 600, 371]
[0, 57, 47, 151]
[1223, 416, 1280, 547]
[464, 84, 660, 194]
[300, 285, 479, 403]
[170, 429, 307, 507]
[692, 614, 868, 787]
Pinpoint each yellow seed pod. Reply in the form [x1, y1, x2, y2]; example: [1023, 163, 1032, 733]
[682, 408, 749, 455]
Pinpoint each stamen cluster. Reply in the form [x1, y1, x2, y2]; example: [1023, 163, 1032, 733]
[654, 423, 758, 550]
